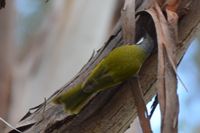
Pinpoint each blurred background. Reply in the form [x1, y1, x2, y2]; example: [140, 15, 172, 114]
[0, 0, 199, 132]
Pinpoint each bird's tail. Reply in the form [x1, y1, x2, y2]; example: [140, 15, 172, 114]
[52, 83, 93, 115]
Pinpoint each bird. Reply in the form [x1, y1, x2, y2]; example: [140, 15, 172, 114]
[52, 33, 154, 115]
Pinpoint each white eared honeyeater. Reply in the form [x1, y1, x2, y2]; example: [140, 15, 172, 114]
[53, 33, 154, 115]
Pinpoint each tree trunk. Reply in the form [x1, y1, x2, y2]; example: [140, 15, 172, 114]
[0, 1, 13, 131]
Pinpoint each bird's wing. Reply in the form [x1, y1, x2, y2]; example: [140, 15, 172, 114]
[82, 60, 120, 93]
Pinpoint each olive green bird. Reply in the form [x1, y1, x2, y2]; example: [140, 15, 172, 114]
[53, 33, 154, 115]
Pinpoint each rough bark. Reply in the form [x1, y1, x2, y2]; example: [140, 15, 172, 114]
[13, 0, 200, 132]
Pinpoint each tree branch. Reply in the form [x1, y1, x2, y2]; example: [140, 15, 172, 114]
[12, 0, 200, 133]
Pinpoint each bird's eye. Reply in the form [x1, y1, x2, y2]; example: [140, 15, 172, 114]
[136, 37, 144, 45]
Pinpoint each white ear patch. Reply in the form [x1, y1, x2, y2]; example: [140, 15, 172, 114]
[136, 37, 144, 45]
